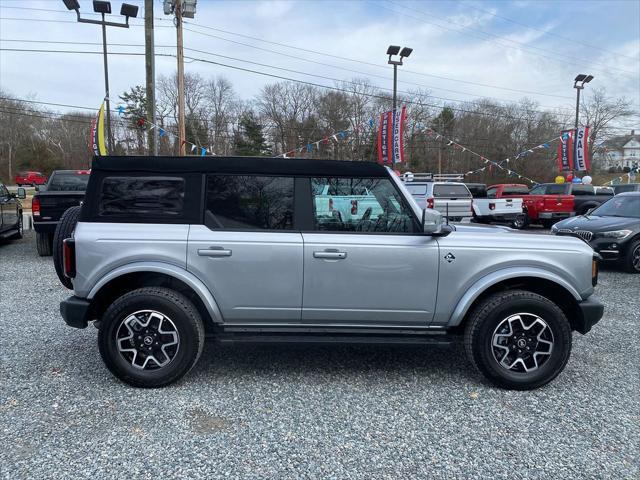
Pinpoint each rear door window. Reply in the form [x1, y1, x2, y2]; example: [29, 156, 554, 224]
[405, 184, 427, 195]
[545, 185, 566, 195]
[205, 175, 294, 230]
[433, 184, 471, 198]
[99, 177, 185, 217]
[503, 186, 529, 195]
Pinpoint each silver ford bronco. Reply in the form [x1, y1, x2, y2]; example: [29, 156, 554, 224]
[58, 156, 604, 389]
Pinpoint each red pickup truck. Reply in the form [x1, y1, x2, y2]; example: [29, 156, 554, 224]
[487, 183, 574, 228]
[15, 171, 48, 186]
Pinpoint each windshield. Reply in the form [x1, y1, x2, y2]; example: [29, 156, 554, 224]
[592, 196, 640, 218]
[47, 172, 90, 192]
[613, 184, 639, 194]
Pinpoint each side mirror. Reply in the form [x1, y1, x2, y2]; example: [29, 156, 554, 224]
[422, 208, 443, 234]
[17, 187, 26, 199]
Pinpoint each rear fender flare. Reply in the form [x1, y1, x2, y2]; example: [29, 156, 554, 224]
[87, 262, 224, 324]
[447, 267, 582, 327]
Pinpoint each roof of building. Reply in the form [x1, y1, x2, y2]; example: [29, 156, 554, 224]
[600, 131, 639, 151]
[91, 156, 389, 177]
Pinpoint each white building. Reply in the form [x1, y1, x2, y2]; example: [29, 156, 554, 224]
[596, 130, 640, 171]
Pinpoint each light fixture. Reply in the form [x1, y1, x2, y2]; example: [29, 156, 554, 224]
[63, 0, 80, 10]
[574, 74, 587, 82]
[92, 1, 112, 14]
[399, 47, 413, 58]
[120, 3, 138, 18]
[386, 45, 401, 56]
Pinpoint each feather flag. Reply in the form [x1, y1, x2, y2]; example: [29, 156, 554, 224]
[89, 101, 108, 156]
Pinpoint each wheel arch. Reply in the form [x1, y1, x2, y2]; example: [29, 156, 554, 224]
[448, 269, 583, 332]
[87, 263, 224, 329]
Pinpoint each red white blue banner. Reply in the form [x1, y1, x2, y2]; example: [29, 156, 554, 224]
[574, 126, 590, 171]
[557, 129, 573, 172]
[378, 107, 407, 165]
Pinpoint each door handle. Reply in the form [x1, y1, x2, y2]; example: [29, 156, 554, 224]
[198, 247, 232, 257]
[313, 250, 347, 259]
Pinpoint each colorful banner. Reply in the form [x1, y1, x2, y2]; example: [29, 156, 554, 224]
[574, 126, 590, 171]
[392, 106, 407, 164]
[557, 130, 573, 172]
[377, 111, 393, 165]
[89, 101, 108, 156]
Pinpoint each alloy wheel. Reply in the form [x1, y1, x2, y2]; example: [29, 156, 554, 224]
[116, 310, 180, 370]
[633, 245, 640, 272]
[491, 313, 554, 373]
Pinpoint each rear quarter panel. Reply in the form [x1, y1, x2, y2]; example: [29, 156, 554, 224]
[73, 222, 190, 297]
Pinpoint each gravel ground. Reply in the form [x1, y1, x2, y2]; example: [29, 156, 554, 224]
[1, 231, 638, 479]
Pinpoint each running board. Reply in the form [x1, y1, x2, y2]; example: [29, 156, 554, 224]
[210, 329, 453, 345]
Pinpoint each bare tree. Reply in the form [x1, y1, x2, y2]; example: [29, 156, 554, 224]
[580, 87, 636, 153]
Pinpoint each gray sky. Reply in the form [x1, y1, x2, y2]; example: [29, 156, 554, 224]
[1, 0, 639, 129]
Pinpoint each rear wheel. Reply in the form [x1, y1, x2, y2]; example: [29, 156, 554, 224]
[36, 232, 52, 256]
[510, 214, 527, 229]
[98, 287, 205, 388]
[53, 206, 81, 289]
[464, 290, 572, 390]
[623, 239, 640, 273]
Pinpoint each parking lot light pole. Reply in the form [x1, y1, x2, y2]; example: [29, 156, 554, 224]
[386, 45, 413, 114]
[572, 73, 594, 173]
[62, 0, 139, 153]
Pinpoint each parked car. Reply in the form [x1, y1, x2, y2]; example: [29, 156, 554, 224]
[613, 183, 640, 194]
[563, 183, 614, 215]
[15, 171, 47, 187]
[404, 180, 473, 221]
[0, 183, 25, 241]
[32, 170, 90, 256]
[487, 183, 574, 228]
[58, 156, 603, 391]
[552, 192, 640, 273]
[466, 183, 526, 229]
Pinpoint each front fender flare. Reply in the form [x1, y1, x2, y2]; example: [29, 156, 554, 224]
[447, 267, 582, 327]
[87, 262, 224, 324]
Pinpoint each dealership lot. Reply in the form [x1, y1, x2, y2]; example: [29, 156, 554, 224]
[1, 232, 638, 479]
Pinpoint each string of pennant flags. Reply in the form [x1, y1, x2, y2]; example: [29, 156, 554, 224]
[107, 101, 562, 185]
[420, 127, 562, 184]
[117, 104, 216, 157]
[603, 171, 635, 186]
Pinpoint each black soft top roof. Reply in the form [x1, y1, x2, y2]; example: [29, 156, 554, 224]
[92, 156, 388, 177]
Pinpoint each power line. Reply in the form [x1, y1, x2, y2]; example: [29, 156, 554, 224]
[464, 2, 639, 61]
[2, 37, 572, 113]
[382, 0, 638, 77]
[183, 20, 575, 101]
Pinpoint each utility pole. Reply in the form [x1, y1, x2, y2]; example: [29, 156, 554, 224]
[144, 0, 157, 155]
[438, 117, 442, 176]
[176, 0, 186, 155]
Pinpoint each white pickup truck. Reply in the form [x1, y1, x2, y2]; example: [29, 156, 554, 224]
[466, 183, 526, 229]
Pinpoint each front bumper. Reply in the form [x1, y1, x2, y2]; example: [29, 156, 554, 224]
[60, 296, 91, 329]
[574, 296, 604, 334]
[539, 211, 575, 219]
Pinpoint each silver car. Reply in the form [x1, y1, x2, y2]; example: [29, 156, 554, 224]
[58, 156, 603, 390]
[404, 181, 473, 221]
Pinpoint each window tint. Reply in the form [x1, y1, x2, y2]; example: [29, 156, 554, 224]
[571, 185, 594, 195]
[592, 196, 640, 218]
[405, 184, 427, 195]
[433, 184, 471, 198]
[486, 187, 498, 198]
[206, 175, 294, 230]
[503, 186, 529, 195]
[545, 185, 566, 195]
[99, 177, 185, 217]
[311, 177, 415, 233]
[48, 172, 90, 192]
[529, 185, 545, 195]
[465, 184, 487, 198]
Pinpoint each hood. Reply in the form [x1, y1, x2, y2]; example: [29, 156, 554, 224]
[554, 215, 640, 233]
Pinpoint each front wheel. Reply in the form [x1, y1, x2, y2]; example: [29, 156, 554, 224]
[464, 290, 572, 390]
[623, 240, 640, 273]
[98, 287, 205, 388]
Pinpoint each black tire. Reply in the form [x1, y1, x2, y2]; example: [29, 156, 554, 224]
[464, 290, 572, 390]
[11, 213, 23, 239]
[36, 231, 52, 256]
[53, 206, 81, 289]
[540, 219, 555, 229]
[623, 239, 640, 273]
[98, 287, 205, 388]
[510, 214, 527, 229]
